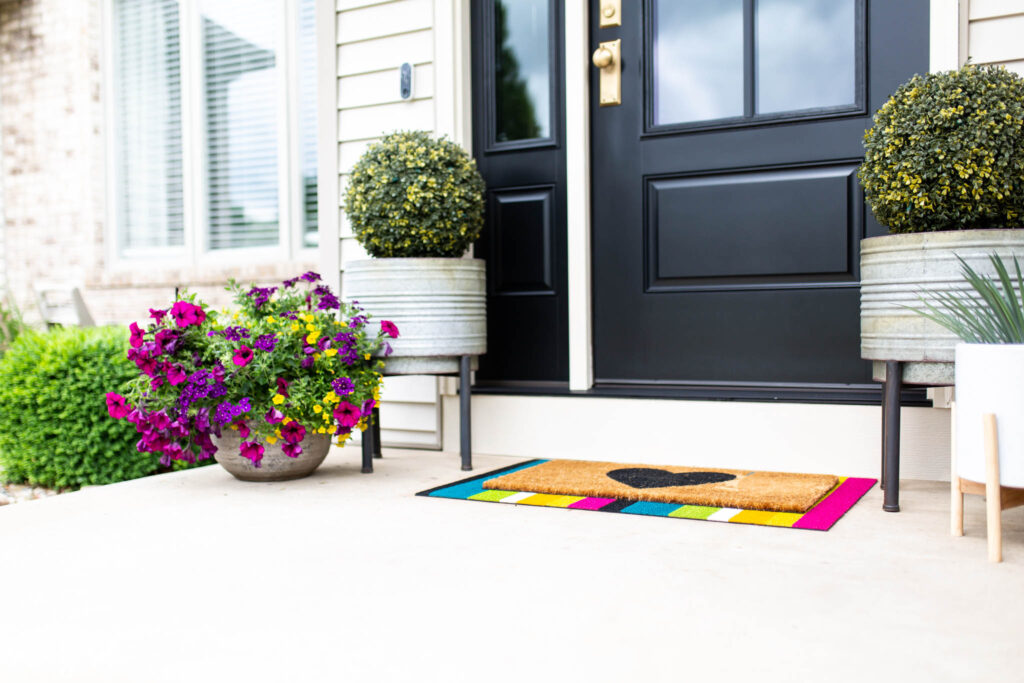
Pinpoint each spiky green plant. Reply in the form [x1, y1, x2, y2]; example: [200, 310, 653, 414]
[914, 253, 1024, 343]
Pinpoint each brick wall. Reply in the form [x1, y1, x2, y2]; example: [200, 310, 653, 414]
[0, 0, 315, 326]
[0, 0, 104, 324]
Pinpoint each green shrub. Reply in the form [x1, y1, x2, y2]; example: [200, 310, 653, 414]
[859, 65, 1024, 233]
[343, 130, 486, 257]
[0, 327, 163, 488]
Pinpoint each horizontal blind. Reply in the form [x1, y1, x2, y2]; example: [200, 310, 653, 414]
[201, 0, 280, 249]
[297, 0, 318, 248]
[113, 0, 185, 250]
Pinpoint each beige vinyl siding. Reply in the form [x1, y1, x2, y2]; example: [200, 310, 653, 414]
[334, 0, 442, 449]
[967, 0, 1024, 74]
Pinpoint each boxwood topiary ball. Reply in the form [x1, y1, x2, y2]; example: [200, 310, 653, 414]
[343, 130, 486, 257]
[859, 65, 1024, 233]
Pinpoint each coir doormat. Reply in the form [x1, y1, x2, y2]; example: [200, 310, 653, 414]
[417, 460, 876, 531]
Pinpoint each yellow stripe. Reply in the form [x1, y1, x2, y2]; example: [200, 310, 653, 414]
[516, 494, 585, 508]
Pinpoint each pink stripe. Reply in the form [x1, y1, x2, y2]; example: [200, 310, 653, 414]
[792, 478, 876, 531]
[569, 497, 617, 510]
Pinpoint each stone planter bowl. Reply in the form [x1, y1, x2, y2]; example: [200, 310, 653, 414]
[213, 431, 331, 482]
[860, 229, 1024, 362]
[343, 257, 487, 374]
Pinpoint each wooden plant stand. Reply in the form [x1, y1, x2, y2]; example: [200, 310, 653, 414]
[952, 411, 1024, 563]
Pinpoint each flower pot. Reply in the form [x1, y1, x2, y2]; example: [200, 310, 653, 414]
[860, 229, 1024, 362]
[212, 431, 332, 482]
[955, 343, 1024, 487]
[343, 257, 486, 374]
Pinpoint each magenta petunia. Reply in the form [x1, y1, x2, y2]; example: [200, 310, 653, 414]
[380, 320, 399, 338]
[282, 442, 303, 458]
[233, 420, 251, 439]
[149, 308, 167, 322]
[332, 401, 361, 428]
[105, 393, 131, 419]
[280, 421, 306, 444]
[232, 345, 254, 367]
[170, 301, 206, 328]
[129, 322, 145, 349]
[239, 441, 265, 467]
[264, 407, 285, 424]
[165, 363, 187, 386]
[276, 377, 289, 396]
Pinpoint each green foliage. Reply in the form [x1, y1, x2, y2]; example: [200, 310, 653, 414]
[914, 253, 1024, 343]
[859, 65, 1024, 233]
[0, 327, 164, 488]
[343, 130, 486, 257]
[0, 294, 24, 356]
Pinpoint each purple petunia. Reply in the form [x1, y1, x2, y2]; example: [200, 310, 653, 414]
[300, 271, 321, 283]
[246, 286, 277, 309]
[214, 398, 252, 425]
[254, 334, 278, 352]
[331, 377, 354, 395]
[282, 277, 300, 289]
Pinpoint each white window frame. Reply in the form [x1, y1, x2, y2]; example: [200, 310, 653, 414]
[102, 0, 318, 272]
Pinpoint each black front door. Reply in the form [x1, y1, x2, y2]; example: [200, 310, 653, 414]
[591, 0, 928, 399]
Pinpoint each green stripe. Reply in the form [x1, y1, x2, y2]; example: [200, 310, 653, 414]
[469, 490, 518, 502]
[668, 505, 719, 520]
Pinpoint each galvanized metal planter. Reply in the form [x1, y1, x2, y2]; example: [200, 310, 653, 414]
[213, 431, 331, 482]
[343, 258, 487, 375]
[860, 229, 1024, 362]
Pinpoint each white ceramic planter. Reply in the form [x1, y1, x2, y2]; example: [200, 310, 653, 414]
[213, 432, 332, 482]
[955, 343, 1024, 487]
[343, 258, 487, 374]
[861, 229, 1024, 362]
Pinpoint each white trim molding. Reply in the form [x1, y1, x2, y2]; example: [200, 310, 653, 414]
[565, 0, 594, 391]
[930, 0, 964, 72]
[316, 0, 340, 294]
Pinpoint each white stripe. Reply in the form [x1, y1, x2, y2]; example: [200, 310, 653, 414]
[499, 492, 536, 504]
[708, 508, 742, 522]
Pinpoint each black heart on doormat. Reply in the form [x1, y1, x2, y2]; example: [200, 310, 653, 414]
[606, 468, 737, 489]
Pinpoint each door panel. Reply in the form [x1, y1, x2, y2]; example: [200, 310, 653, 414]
[591, 0, 928, 392]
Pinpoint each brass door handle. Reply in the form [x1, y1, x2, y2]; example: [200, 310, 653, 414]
[592, 47, 614, 69]
[592, 40, 621, 106]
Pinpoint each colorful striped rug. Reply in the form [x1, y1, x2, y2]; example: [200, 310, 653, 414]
[417, 460, 876, 531]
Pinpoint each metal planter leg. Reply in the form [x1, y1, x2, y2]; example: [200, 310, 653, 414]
[883, 360, 902, 512]
[460, 355, 473, 471]
[361, 413, 376, 474]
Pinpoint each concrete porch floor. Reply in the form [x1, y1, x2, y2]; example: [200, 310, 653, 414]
[1, 448, 1022, 682]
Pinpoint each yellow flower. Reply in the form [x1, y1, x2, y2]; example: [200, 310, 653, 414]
[313, 405, 322, 414]
[317, 427, 326, 434]
[325, 348, 338, 357]
[267, 317, 275, 324]
[282, 417, 292, 425]
[364, 354, 371, 360]
[272, 394, 285, 405]
[266, 435, 278, 445]
[305, 324, 316, 333]
[306, 330, 320, 344]
[314, 354, 321, 361]
[338, 320, 348, 328]
[290, 322, 300, 332]
[302, 314, 314, 323]
[324, 391, 339, 403]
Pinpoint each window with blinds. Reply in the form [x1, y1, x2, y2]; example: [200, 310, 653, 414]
[112, 0, 185, 251]
[111, 0, 317, 257]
